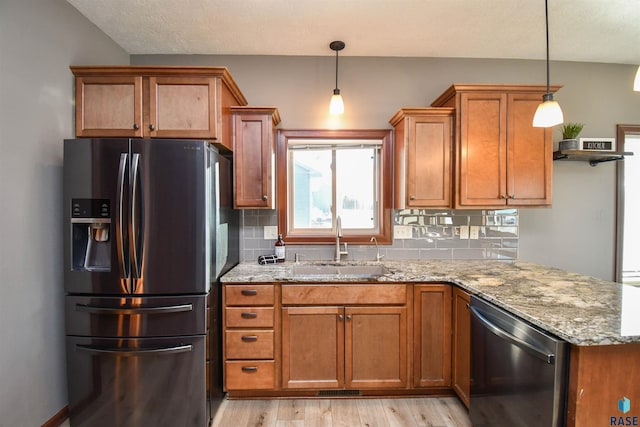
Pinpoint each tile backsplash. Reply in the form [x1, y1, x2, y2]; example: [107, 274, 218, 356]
[239, 209, 518, 263]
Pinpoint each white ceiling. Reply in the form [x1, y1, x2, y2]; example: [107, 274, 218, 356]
[67, 0, 640, 64]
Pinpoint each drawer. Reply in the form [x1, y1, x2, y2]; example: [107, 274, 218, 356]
[281, 284, 407, 305]
[225, 307, 274, 328]
[225, 330, 274, 359]
[225, 360, 275, 390]
[65, 295, 206, 337]
[225, 284, 275, 306]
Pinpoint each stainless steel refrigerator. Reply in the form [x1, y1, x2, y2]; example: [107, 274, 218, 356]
[63, 138, 238, 427]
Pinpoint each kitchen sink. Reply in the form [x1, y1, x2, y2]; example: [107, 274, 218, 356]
[292, 264, 390, 278]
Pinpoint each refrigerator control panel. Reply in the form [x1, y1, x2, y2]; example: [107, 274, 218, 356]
[72, 198, 110, 219]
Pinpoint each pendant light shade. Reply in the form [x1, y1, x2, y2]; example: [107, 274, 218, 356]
[533, 94, 564, 127]
[329, 90, 344, 115]
[329, 41, 345, 115]
[634, 65, 640, 91]
[533, 0, 563, 128]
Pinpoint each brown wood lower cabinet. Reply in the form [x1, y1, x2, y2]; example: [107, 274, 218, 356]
[223, 284, 276, 391]
[281, 306, 344, 389]
[452, 287, 471, 407]
[223, 282, 462, 397]
[413, 284, 452, 388]
[567, 343, 640, 427]
[281, 305, 407, 390]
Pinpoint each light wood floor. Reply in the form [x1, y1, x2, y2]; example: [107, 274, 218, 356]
[211, 397, 471, 427]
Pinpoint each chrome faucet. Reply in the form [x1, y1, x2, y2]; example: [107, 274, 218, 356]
[370, 236, 384, 262]
[335, 216, 348, 262]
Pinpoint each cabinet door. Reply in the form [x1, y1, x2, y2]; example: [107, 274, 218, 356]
[458, 92, 508, 207]
[233, 113, 274, 208]
[281, 306, 344, 389]
[148, 76, 218, 139]
[407, 115, 452, 207]
[506, 93, 553, 206]
[346, 306, 407, 389]
[75, 76, 143, 137]
[413, 284, 452, 387]
[452, 287, 471, 407]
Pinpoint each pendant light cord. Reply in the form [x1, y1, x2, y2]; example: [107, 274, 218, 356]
[545, 0, 550, 95]
[335, 49, 339, 91]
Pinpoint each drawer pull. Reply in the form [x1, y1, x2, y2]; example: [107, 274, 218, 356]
[241, 335, 258, 342]
[241, 289, 258, 296]
[241, 312, 258, 319]
[241, 366, 258, 373]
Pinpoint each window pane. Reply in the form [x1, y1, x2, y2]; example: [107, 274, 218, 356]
[623, 135, 640, 283]
[336, 148, 375, 229]
[292, 150, 332, 229]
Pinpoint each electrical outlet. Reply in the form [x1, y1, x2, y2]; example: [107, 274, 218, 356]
[394, 225, 413, 239]
[263, 225, 278, 240]
[470, 226, 480, 240]
[459, 226, 469, 240]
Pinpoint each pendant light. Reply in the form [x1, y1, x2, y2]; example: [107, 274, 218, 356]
[533, 0, 564, 127]
[329, 41, 345, 115]
[634, 65, 640, 91]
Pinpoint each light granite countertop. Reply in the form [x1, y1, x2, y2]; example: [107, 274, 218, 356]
[221, 260, 640, 346]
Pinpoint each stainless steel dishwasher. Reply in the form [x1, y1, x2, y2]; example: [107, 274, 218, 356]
[469, 296, 569, 427]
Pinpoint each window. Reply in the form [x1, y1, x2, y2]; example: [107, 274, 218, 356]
[616, 125, 640, 284]
[277, 129, 392, 244]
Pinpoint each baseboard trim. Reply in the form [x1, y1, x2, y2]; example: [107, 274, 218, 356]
[42, 406, 68, 427]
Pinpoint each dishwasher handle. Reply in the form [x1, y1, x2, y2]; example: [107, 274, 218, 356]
[470, 305, 555, 364]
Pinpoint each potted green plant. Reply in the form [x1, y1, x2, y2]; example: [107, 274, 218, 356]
[559, 122, 585, 151]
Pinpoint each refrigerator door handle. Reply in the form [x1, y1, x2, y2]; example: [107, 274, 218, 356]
[74, 303, 193, 315]
[76, 344, 193, 356]
[130, 153, 142, 279]
[116, 153, 130, 285]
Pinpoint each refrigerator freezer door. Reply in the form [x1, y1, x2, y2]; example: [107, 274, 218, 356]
[66, 335, 206, 427]
[130, 139, 210, 295]
[64, 139, 131, 295]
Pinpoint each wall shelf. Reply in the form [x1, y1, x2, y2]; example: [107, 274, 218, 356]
[553, 150, 634, 166]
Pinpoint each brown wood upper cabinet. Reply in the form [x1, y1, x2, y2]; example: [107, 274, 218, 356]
[231, 107, 281, 209]
[390, 108, 454, 208]
[432, 84, 559, 208]
[71, 66, 247, 151]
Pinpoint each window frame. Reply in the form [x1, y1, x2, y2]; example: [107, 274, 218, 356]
[277, 129, 393, 245]
[615, 124, 640, 283]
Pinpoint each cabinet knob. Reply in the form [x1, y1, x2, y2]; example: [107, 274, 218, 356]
[510, 194, 516, 199]
[149, 124, 155, 131]
[500, 194, 508, 199]
[241, 366, 258, 372]
[262, 195, 268, 201]
[346, 315, 352, 321]
[133, 123, 139, 130]
[338, 315, 344, 321]
[241, 335, 258, 342]
[409, 195, 416, 201]
[241, 289, 258, 296]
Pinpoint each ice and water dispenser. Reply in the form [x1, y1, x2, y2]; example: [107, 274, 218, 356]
[71, 198, 111, 272]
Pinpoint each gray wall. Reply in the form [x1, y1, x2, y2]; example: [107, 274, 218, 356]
[133, 54, 640, 280]
[0, 0, 128, 425]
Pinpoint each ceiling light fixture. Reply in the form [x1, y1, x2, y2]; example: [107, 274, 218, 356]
[634, 66, 640, 91]
[533, 0, 563, 128]
[329, 40, 345, 115]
